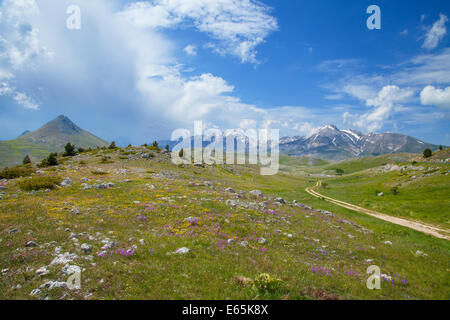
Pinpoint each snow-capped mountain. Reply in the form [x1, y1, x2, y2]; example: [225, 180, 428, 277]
[280, 125, 440, 160]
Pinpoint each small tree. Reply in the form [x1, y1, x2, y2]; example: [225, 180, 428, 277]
[152, 141, 159, 148]
[423, 148, 432, 158]
[63, 142, 76, 157]
[23, 154, 31, 165]
[179, 149, 184, 158]
[77, 147, 85, 153]
[48, 153, 58, 166]
[439, 145, 443, 151]
[335, 168, 345, 175]
[165, 144, 169, 151]
[39, 153, 58, 168]
[109, 141, 117, 149]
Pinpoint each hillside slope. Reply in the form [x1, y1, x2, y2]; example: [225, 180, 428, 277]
[0, 115, 108, 167]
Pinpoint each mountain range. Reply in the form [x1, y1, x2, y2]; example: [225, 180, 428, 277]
[279, 125, 441, 160]
[0, 116, 443, 167]
[0, 115, 108, 167]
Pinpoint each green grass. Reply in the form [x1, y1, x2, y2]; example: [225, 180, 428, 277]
[0, 139, 57, 169]
[316, 164, 450, 228]
[0, 148, 449, 300]
[321, 153, 416, 174]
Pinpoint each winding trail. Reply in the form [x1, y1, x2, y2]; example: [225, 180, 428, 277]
[305, 182, 450, 240]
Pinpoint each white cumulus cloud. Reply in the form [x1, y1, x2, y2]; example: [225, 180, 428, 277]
[346, 86, 414, 132]
[420, 85, 450, 110]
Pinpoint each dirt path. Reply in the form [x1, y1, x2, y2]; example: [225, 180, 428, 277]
[305, 183, 450, 240]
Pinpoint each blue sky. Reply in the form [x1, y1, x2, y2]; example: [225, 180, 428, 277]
[0, 0, 449, 146]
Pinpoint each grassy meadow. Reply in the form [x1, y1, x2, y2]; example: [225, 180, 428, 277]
[0, 148, 449, 300]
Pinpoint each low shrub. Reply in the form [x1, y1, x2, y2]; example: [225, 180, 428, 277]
[37, 153, 58, 168]
[99, 156, 113, 164]
[18, 176, 62, 191]
[0, 165, 35, 179]
[253, 273, 284, 294]
[91, 170, 108, 175]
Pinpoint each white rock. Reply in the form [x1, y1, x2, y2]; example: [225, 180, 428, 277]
[61, 264, 81, 275]
[50, 252, 78, 266]
[175, 247, 190, 254]
[36, 266, 50, 276]
[240, 241, 249, 247]
[30, 289, 42, 296]
[258, 237, 267, 244]
[384, 241, 392, 245]
[40, 281, 67, 290]
[249, 190, 263, 197]
[80, 243, 91, 253]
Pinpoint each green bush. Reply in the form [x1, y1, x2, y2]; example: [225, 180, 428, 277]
[18, 176, 62, 191]
[109, 141, 117, 149]
[63, 142, 76, 157]
[91, 170, 108, 175]
[99, 156, 113, 164]
[390, 186, 399, 195]
[0, 165, 35, 179]
[23, 155, 31, 165]
[423, 148, 432, 158]
[335, 168, 345, 175]
[38, 153, 58, 168]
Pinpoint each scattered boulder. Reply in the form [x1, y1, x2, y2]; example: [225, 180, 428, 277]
[184, 217, 199, 225]
[36, 266, 50, 276]
[175, 247, 190, 254]
[30, 289, 42, 296]
[61, 178, 73, 187]
[240, 241, 249, 247]
[275, 197, 286, 204]
[50, 252, 78, 266]
[415, 250, 428, 257]
[25, 241, 38, 248]
[40, 281, 67, 290]
[80, 243, 91, 254]
[249, 190, 263, 197]
[258, 237, 267, 244]
[61, 264, 81, 275]
[225, 187, 236, 193]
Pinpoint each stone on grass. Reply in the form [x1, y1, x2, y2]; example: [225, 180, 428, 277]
[258, 237, 267, 244]
[175, 247, 190, 254]
[249, 190, 263, 197]
[240, 241, 249, 247]
[80, 243, 91, 254]
[61, 178, 73, 187]
[36, 266, 50, 276]
[30, 289, 42, 296]
[50, 252, 78, 266]
[25, 241, 38, 247]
